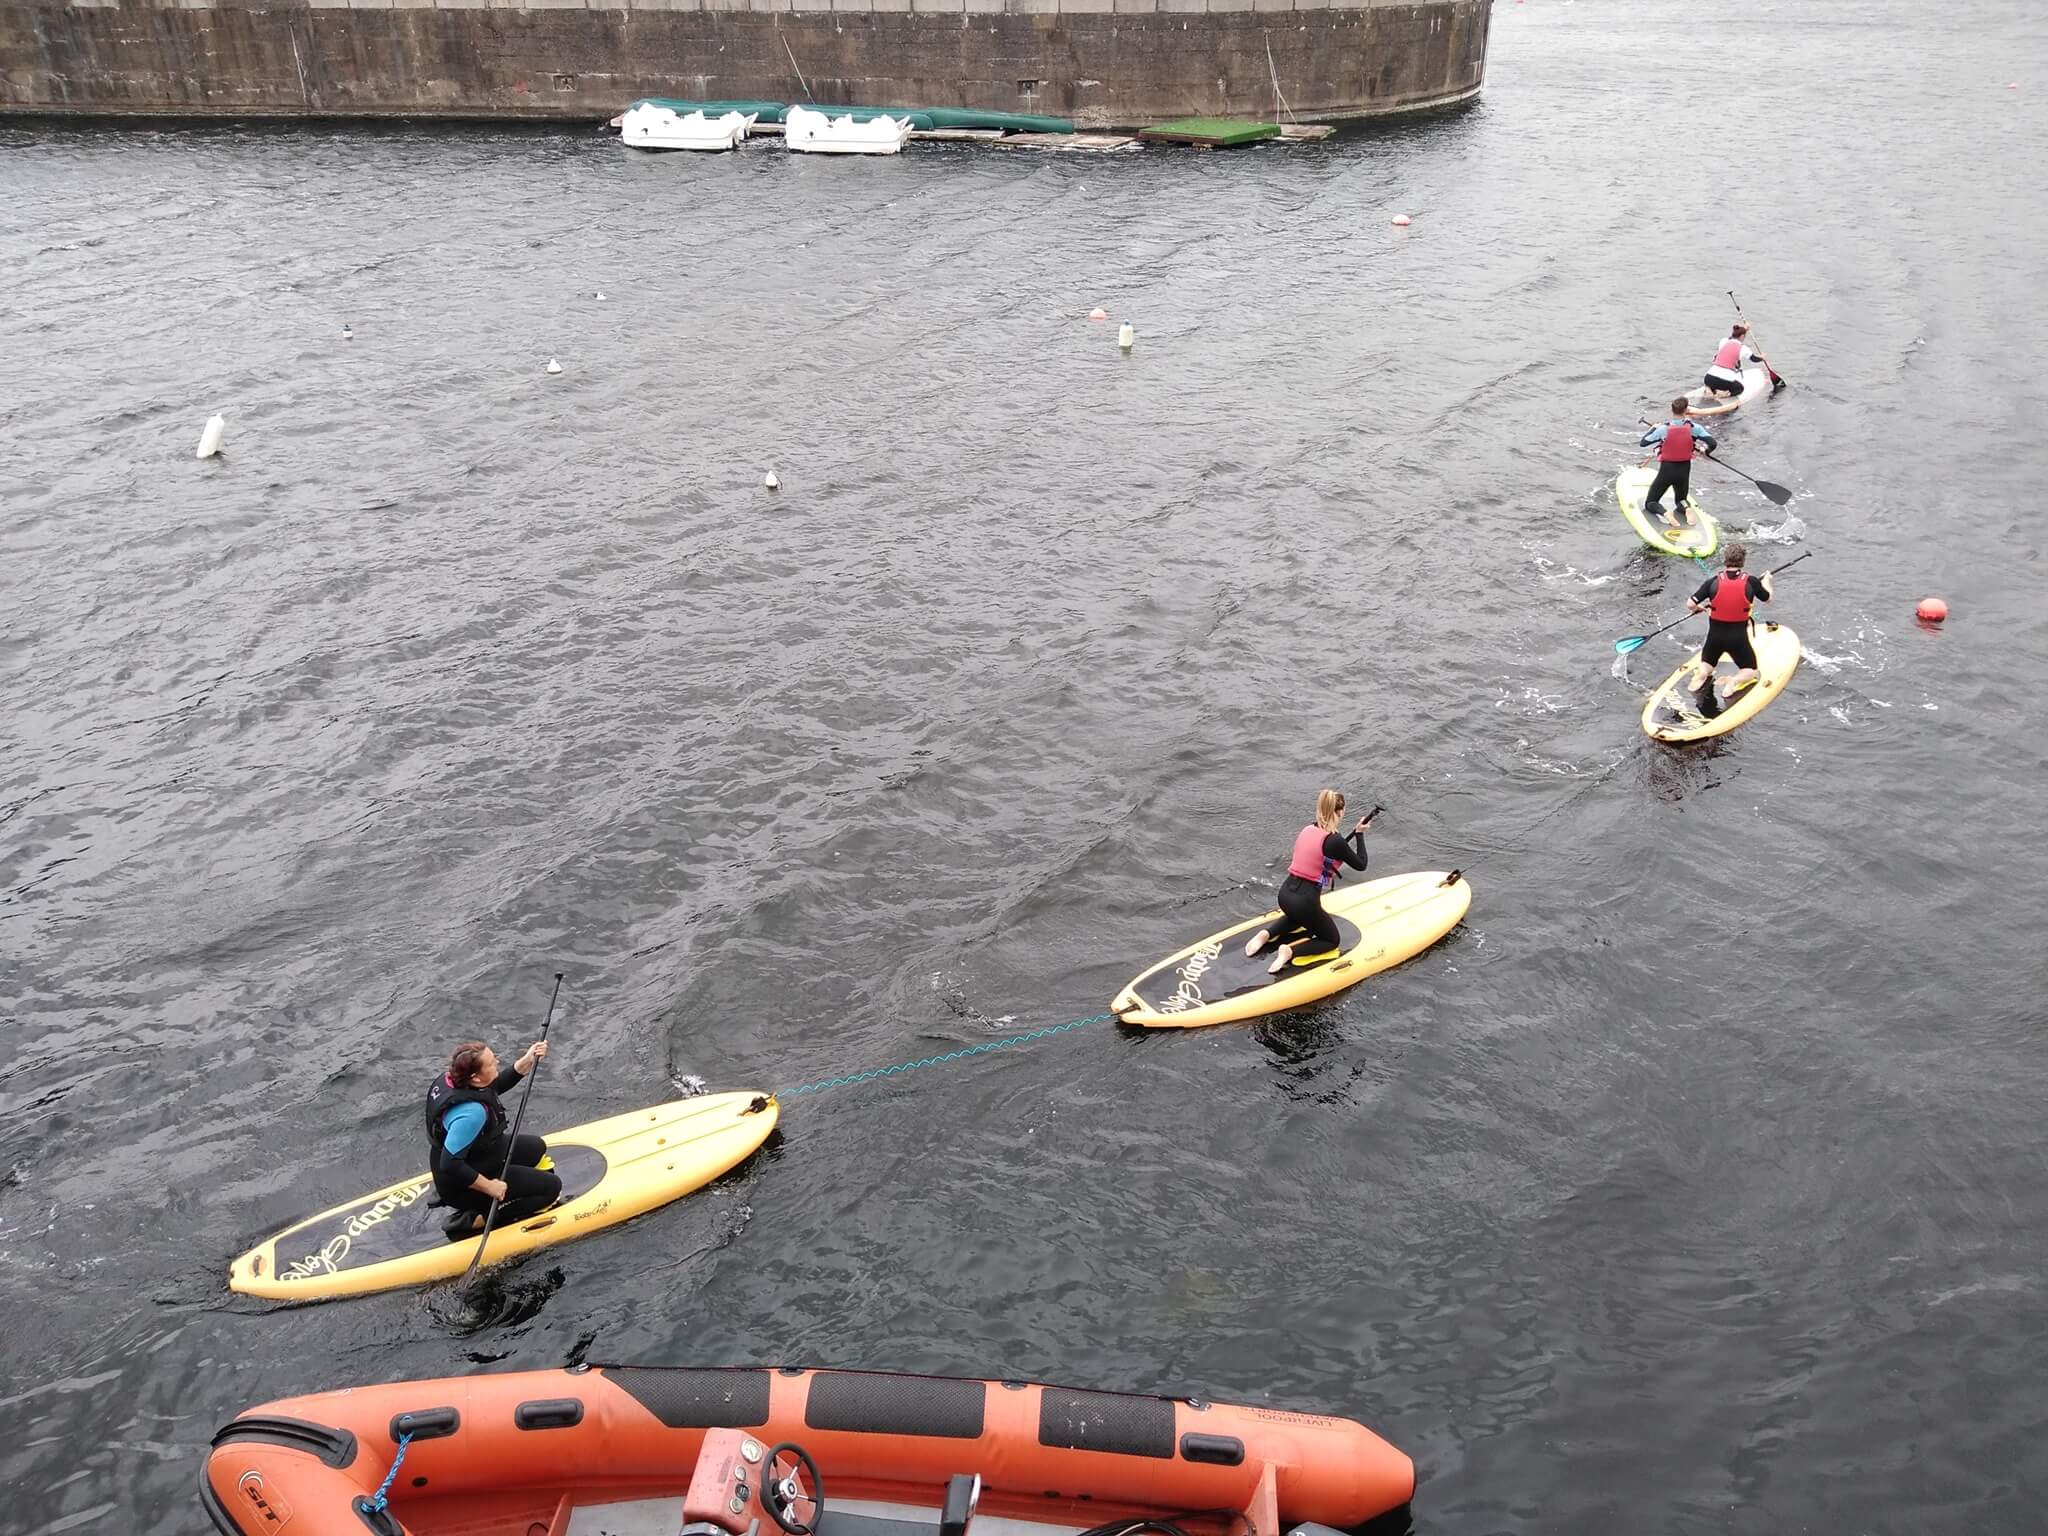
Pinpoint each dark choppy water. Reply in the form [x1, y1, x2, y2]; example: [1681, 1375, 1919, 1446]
[5, 0, 2048, 1530]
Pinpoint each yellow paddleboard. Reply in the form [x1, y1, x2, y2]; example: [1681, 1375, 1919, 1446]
[1110, 871, 1471, 1030]
[1641, 621, 1801, 742]
[1615, 466, 1718, 558]
[228, 1091, 778, 1301]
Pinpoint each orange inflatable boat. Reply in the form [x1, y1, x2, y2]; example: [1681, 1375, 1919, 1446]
[200, 1365, 1414, 1536]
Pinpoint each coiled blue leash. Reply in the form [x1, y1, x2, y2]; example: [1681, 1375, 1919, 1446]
[367, 1431, 412, 1514]
[785, 1013, 1111, 1097]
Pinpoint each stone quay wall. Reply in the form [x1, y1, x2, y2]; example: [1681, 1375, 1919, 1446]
[1, 0, 1487, 130]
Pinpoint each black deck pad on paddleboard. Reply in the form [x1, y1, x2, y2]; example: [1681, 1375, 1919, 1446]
[267, 1145, 606, 1281]
[1130, 913, 1365, 1019]
[1648, 661, 1757, 732]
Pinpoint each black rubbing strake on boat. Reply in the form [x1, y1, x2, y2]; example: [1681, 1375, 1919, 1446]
[1179, 1433, 1244, 1466]
[514, 1398, 585, 1430]
[805, 1371, 986, 1439]
[1038, 1389, 1175, 1458]
[208, 1415, 359, 1468]
[389, 1407, 459, 1442]
[608, 1367, 772, 1428]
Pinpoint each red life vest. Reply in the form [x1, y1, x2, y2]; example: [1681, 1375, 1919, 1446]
[1288, 824, 1331, 884]
[1708, 571, 1753, 623]
[1714, 338, 1744, 371]
[1658, 421, 1695, 463]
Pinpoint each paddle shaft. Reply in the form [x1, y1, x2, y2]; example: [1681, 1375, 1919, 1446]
[1728, 291, 1787, 387]
[1616, 552, 1812, 652]
[460, 971, 566, 1289]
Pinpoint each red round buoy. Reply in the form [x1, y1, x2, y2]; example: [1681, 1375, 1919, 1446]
[1088, 307, 1108, 322]
[1391, 214, 1412, 227]
[1917, 596, 1948, 622]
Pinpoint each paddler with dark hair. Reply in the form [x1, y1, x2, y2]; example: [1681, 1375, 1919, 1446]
[1683, 541, 1774, 708]
[428, 1038, 562, 1239]
[1242, 789, 1377, 976]
[1702, 321, 1771, 397]
[1638, 400, 1717, 531]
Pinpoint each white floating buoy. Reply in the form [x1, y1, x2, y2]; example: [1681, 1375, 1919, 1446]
[763, 471, 780, 491]
[1117, 321, 1135, 351]
[195, 413, 225, 460]
[595, 292, 606, 301]
[341, 322, 353, 341]
[1391, 213, 1412, 227]
[545, 358, 563, 375]
[1088, 307, 1109, 322]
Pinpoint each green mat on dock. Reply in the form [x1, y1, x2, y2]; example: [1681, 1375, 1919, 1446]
[1138, 117, 1281, 148]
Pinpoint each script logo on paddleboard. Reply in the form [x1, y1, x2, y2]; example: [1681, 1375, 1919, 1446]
[279, 1180, 430, 1282]
[1154, 941, 1224, 1014]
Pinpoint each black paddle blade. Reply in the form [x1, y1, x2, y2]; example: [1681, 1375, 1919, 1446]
[1757, 480, 1794, 506]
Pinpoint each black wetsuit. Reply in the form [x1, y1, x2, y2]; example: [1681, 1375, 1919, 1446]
[426, 1066, 562, 1229]
[1273, 832, 1370, 956]
[1691, 571, 1772, 674]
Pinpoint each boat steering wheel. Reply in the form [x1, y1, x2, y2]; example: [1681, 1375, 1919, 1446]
[761, 1442, 826, 1536]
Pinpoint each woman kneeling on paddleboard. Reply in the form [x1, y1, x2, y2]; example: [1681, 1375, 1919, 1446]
[1703, 323, 1771, 396]
[1684, 541, 1774, 706]
[428, 1039, 561, 1239]
[1244, 790, 1376, 976]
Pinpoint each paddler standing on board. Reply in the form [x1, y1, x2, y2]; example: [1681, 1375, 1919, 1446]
[1701, 321, 1772, 399]
[1243, 790, 1376, 976]
[1683, 541, 1774, 708]
[1638, 401, 1717, 530]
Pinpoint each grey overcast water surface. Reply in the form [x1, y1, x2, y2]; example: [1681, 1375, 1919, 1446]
[5, 1, 2048, 1531]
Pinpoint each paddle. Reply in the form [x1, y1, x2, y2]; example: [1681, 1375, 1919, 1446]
[1700, 452, 1794, 506]
[1613, 551, 1812, 654]
[459, 971, 565, 1290]
[1729, 290, 1788, 392]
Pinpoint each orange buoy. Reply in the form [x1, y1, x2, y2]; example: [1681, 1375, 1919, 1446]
[1391, 214, 1412, 227]
[1917, 596, 1948, 622]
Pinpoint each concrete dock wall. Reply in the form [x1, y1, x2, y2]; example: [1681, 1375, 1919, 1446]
[0, 0, 1487, 129]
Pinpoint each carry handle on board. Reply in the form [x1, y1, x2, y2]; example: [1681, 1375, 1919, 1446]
[1613, 551, 1812, 654]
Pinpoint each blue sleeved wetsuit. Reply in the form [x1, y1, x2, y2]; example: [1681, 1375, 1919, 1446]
[1641, 420, 1717, 454]
[441, 1101, 488, 1156]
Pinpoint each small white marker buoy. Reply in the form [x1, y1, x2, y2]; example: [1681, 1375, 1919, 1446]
[1391, 213, 1412, 227]
[1088, 307, 1109, 322]
[195, 413, 225, 460]
[763, 471, 780, 491]
[545, 358, 563, 375]
[1118, 322, 1135, 351]
[595, 292, 606, 301]
[341, 322, 353, 341]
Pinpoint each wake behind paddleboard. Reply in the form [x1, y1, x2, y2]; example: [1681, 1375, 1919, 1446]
[1684, 364, 1771, 418]
[1615, 466, 1719, 558]
[228, 1091, 777, 1301]
[1641, 621, 1801, 742]
[1111, 870, 1471, 1030]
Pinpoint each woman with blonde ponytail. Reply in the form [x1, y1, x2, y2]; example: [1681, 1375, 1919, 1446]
[1242, 789, 1377, 975]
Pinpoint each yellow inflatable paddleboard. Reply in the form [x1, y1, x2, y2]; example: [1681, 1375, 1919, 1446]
[1641, 621, 1801, 742]
[1615, 466, 1718, 558]
[228, 1091, 777, 1301]
[1111, 870, 1471, 1030]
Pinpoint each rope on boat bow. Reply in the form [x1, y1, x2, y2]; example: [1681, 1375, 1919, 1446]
[367, 1432, 413, 1514]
